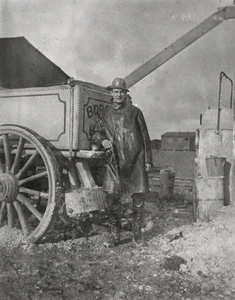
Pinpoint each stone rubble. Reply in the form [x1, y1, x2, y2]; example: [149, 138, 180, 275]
[0, 226, 25, 250]
[148, 205, 235, 290]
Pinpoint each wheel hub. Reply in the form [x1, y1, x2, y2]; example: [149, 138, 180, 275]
[0, 173, 19, 203]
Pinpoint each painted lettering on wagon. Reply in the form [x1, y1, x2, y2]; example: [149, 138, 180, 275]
[82, 98, 111, 141]
[86, 103, 109, 118]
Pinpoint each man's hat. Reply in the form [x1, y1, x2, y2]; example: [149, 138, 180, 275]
[107, 78, 129, 92]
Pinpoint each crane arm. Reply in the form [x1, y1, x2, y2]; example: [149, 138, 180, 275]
[124, 5, 235, 89]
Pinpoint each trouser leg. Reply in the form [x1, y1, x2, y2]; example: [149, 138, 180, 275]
[106, 194, 122, 246]
[132, 193, 145, 243]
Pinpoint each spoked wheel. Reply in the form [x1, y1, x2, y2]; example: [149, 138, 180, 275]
[0, 125, 63, 243]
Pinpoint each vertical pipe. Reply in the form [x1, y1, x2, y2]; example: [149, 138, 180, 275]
[230, 80, 233, 109]
[69, 87, 74, 157]
[217, 71, 234, 131]
[217, 72, 223, 133]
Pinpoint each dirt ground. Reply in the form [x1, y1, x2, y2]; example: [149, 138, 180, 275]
[0, 192, 235, 300]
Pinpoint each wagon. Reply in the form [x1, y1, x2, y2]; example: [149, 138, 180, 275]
[0, 80, 111, 243]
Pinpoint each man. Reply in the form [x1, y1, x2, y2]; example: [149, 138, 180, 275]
[92, 77, 152, 247]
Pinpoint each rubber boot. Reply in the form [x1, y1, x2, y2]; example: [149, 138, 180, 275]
[109, 209, 121, 246]
[132, 193, 145, 244]
[105, 194, 122, 247]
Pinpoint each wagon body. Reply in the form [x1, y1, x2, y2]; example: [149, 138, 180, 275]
[0, 82, 111, 152]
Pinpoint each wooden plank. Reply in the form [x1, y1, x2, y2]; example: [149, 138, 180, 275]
[75, 160, 96, 188]
[75, 150, 105, 159]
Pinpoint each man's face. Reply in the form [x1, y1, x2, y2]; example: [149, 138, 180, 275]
[111, 89, 126, 103]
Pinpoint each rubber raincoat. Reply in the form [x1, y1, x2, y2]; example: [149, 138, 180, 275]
[92, 100, 152, 195]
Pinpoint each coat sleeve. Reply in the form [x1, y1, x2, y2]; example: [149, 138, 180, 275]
[137, 110, 153, 165]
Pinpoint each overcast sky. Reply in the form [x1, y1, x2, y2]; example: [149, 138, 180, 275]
[1, 0, 234, 139]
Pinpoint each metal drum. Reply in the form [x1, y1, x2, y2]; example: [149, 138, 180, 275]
[195, 176, 224, 221]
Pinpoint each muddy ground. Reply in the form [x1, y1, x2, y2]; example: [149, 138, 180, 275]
[0, 192, 234, 300]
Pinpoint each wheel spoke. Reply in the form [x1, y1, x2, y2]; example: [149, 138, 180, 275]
[18, 171, 48, 186]
[11, 137, 25, 175]
[0, 202, 6, 225]
[17, 194, 43, 221]
[3, 134, 12, 172]
[0, 158, 5, 174]
[16, 150, 39, 179]
[13, 201, 30, 235]
[6, 203, 14, 228]
[19, 187, 49, 199]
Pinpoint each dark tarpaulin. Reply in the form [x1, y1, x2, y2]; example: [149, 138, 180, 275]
[0, 37, 70, 89]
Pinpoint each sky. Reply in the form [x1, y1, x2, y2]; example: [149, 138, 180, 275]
[0, 0, 234, 139]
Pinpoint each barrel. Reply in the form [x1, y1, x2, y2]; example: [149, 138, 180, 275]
[195, 176, 224, 221]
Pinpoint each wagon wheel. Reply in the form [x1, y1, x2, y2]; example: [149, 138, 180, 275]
[0, 125, 63, 243]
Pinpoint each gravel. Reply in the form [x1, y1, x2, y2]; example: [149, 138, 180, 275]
[148, 205, 235, 290]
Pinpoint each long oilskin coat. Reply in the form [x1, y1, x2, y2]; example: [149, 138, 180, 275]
[92, 101, 152, 195]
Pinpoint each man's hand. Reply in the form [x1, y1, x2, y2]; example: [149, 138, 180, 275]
[102, 139, 112, 149]
[145, 163, 151, 172]
[91, 144, 98, 151]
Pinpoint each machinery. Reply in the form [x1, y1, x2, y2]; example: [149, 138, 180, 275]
[0, 4, 235, 242]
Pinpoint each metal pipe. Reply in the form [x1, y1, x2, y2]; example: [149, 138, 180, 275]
[69, 87, 74, 157]
[230, 78, 233, 109]
[216, 71, 234, 132]
[124, 6, 235, 89]
[217, 72, 223, 133]
[220, 71, 234, 109]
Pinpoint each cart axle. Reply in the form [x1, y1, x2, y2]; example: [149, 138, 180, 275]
[0, 173, 19, 203]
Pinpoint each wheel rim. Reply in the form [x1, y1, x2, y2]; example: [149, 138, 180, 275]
[0, 125, 63, 243]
